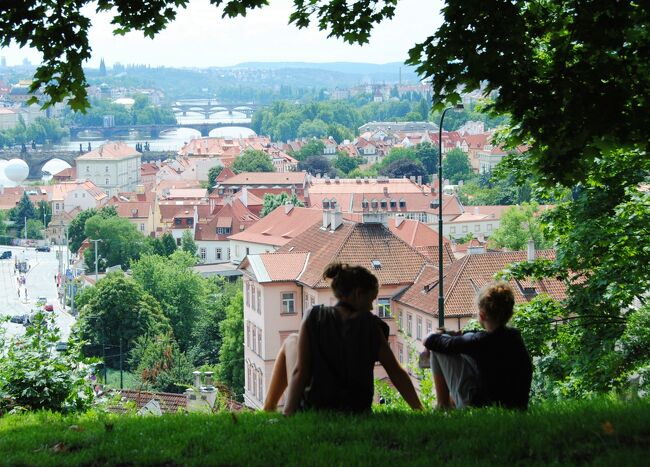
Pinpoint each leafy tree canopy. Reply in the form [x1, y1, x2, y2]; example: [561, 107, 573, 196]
[260, 192, 305, 217]
[131, 251, 205, 351]
[290, 139, 325, 161]
[231, 149, 274, 173]
[442, 148, 473, 184]
[9, 192, 36, 233]
[488, 202, 551, 251]
[76, 272, 170, 365]
[378, 158, 428, 183]
[68, 205, 117, 253]
[83, 214, 148, 271]
[216, 289, 244, 400]
[298, 155, 332, 176]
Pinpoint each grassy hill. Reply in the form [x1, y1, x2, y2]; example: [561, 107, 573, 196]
[1, 398, 648, 465]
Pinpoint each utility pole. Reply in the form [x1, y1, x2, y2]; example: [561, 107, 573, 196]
[89, 239, 103, 283]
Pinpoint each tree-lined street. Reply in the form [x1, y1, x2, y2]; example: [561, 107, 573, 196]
[0, 245, 75, 340]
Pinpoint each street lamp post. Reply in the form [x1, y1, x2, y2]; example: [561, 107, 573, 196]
[89, 239, 103, 283]
[437, 103, 464, 328]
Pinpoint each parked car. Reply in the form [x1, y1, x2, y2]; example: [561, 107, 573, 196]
[36, 296, 47, 306]
[35, 245, 51, 252]
[55, 341, 68, 352]
[44, 303, 54, 312]
[0, 251, 11, 259]
[10, 314, 28, 324]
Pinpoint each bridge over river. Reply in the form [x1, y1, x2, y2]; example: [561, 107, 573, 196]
[1, 150, 177, 179]
[69, 120, 253, 139]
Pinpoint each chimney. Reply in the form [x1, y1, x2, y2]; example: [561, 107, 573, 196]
[241, 186, 248, 206]
[199, 371, 218, 409]
[284, 201, 294, 214]
[410, 176, 415, 182]
[474, 206, 479, 215]
[527, 239, 536, 261]
[322, 209, 330, 229]
[395, 215, 404, 228]
[383, 186, 389, 196]
[417, 175, 422, 185]
[330, 205, 343, 231]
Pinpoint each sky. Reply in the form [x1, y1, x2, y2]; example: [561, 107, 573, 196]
[0, 0, 443, 68]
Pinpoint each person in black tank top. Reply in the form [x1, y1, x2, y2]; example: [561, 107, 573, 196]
[264, 263, 423, 415]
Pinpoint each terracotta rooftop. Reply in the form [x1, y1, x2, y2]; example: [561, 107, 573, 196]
[394, 250, 565, 318]
[228, 206, 322, 246]
[76, 141, 140, 161]
[218, 171, 308, 187]
[245, 220, 429, 289]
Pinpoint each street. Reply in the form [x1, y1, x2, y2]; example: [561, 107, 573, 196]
[0, 245, 76, 341]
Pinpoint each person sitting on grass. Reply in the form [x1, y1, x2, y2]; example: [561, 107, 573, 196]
[264, 262, 423, 415]
[421, 281, 533, 410]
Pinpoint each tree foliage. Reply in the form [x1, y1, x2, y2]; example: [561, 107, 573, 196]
[9, 192, 36, 233]
[216, 289, 244, 400]
[297, 155, 332, 176]
[76, 272, 170, 366]
[0, 312, 95, 413]
[231, 149, 275, 173]
[129, 332, 193, 394]
[83, 214, 148, 271]
[378, 158, 428, 183]
[489, 202, 551, 251]
[131, 251, 205, 352]
[442, 148, 472, 184]
[260, 192, 305, 218]
[68, 206, 117, 253]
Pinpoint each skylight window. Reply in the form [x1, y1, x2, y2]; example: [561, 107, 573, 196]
[371, 259, 382, 270]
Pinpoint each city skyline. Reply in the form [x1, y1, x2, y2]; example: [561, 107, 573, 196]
[0, 0, 442, 69]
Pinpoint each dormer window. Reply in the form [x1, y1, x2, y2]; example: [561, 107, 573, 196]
[399, 199, 406, 208]
[380, 200, 387, 209]
[390, 199, 397, 208]
[371, 199, 378, 209]
[362, 199, 369, 209]
[216, 227, 231, 235]
[322, 198, 330, 209]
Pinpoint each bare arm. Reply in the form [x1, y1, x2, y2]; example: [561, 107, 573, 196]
[377, 327, 423, 411]
[282, 318, 312, 416]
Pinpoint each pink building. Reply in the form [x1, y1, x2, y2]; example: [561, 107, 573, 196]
[239, 212, 429, 409]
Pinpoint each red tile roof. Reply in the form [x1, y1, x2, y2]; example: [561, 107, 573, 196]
[229, 206, 323, 246]
[76, 141, 140, 160]
[262, 220, 429, 289]
[395, 250, 565, 318]
[218, 171, 307, 187]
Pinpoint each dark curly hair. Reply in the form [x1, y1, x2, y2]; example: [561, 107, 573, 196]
[323, 263, 378, 300]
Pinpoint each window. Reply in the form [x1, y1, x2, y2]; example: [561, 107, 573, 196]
[74, 193, 78, 198]
[253, 371, 258, 399]
[187, 218, 194, 227]
[426, 320, 432, 336]
[258, 370, 263, 400]
[416, 316, 422, 340]
[475, 224, 480, 232]
[487, 224, 493, 231]
[246, 321, 250, 348]
[176, 238, 181, 246]
[174, 218, 182, 225]
[377, 298, 391, 318]
[86, 166, 89, 173]
[407, 313, 412, 336]
[252, 327, 257, 353]
[257, 328, 262, 356]
[399, 199, 406, 208]
[55, 203, 60, 210]
[246, 283, 250, 306]
[247, 365, 252, 391]
[462, 225, 468, 233]
[281, 292, 295, 314]
[105, 178, 110, 185]
[105, 165, 109, 173]
[380, 200, 387, 209]
[215, 248, 222, 260]
[251, 286, 256, 310]
[226, 248, 231, 259]
[398, 343, 404, 364]
[140, 223, 145, 232]
[398, 310, 403, 330]
[256, 290, 261, 313]
[450, 226, 456, 234]
[216, 227, 231, 235]
[199, 248, 206, 260]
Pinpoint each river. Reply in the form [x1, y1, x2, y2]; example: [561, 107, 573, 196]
[0, 111, 255, 187]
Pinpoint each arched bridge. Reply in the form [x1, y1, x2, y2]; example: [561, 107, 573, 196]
[69, 120, 254, 139]
[171, 101, 263, 119]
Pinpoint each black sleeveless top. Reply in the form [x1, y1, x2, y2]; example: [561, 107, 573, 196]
[301, 304, 390, 413]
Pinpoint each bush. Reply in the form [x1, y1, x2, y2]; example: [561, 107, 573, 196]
[0, 313, 95, 413]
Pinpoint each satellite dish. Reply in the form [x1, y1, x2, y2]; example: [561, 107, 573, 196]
[4, 159, 29, 184]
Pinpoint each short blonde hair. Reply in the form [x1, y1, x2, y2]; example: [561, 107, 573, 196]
[477, 281, 515, 326]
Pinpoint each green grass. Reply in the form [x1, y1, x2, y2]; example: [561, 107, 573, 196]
[1, 399, 649, 466]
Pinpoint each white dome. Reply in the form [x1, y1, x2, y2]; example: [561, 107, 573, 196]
[4, 159, 29, 183]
